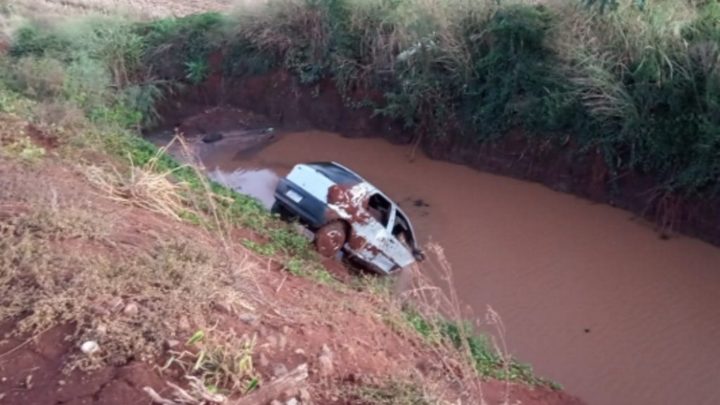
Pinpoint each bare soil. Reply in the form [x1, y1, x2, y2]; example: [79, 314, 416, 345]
[11, 0, 239, 18]
[0, 117, 584, 404]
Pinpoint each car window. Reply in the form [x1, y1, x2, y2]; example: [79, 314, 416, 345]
[392, 211, 414, 247]
[368, 193, 391, 227]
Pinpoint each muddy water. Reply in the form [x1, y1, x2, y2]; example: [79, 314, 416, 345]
[192, 130, 720, 405]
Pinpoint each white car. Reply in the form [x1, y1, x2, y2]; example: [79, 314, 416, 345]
[272, 162, 423, 274]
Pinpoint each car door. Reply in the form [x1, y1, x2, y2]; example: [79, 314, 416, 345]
[351, 194, 414, 272]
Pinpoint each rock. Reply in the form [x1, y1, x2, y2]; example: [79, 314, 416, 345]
[273, 363, 289, 378]
[109, 297, 124, 312]
[202, 132, 223, 143]
[294, 348, 306, 356]
[123, 303, 139, 317]
[278, 334, 288, 351]
[58, 380, 66, 386]
[270, 401, 283, 405]
[239, 313, 259, 325]
[80, 341, 99, 355]
[286, 398, 299, 405]
[213, 300, 233, 314]
[178, 316, 191, 331]
[164, 339, 181, 350]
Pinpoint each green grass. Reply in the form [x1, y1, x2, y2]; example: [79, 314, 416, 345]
[5, 1, 720, 198]
[403, 309, 558, 388]
[342, 379, 433, 405]
[117, 0, 719, 200]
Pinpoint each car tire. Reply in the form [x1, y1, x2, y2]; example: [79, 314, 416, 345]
[315, 221, 347, 258]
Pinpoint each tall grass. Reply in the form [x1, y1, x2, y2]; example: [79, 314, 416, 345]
[4, 0, 720, 198]
[218, 0, 719, 198]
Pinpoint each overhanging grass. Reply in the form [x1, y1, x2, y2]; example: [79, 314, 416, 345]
[403, 309, 558, 388]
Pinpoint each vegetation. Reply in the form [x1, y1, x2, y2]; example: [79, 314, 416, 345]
[5, 1, 720, 198]
[109, 0, 720, 200]
[4, 0, 715, 398]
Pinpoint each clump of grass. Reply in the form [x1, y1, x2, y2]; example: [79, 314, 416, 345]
[163, 330, 260, 398]
[342, 379, 434, 405]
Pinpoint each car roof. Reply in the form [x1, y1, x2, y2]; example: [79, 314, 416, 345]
[305, 161, 365, 185]
[303, 161, 418, 244]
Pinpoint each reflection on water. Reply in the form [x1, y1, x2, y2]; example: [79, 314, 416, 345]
[207, 168, 279, 209]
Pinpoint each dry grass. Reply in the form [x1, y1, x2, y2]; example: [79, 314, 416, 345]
[85, 156, 189, 221]
[0, 160, 261, 379]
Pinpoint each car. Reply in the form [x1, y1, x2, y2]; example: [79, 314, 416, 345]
[272, 161, 424, 274]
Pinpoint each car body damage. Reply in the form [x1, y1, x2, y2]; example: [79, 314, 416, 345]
[273, 162, 423, 274]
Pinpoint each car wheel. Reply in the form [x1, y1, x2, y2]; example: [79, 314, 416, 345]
[315, 221, 347, 257]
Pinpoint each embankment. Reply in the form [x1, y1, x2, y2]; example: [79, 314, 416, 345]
[163, 67, 720, 245]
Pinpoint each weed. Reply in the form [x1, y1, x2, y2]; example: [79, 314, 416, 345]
[0, 135, 46, 162]
[343, 379, 433, 405]
[165, 331, 259, 396]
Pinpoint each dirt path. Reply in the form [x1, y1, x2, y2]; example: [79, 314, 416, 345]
[11, 0, 241, 18]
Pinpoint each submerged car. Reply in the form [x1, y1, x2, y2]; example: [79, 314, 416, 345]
[272, 162, 423, 274]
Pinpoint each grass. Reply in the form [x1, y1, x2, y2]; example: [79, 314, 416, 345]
[123, 0, 719, 204]
[162, 330, 260, 399]
[0, 199, 255, 371]
[342, 379, 434, 405]
[6, 1, 720, 202]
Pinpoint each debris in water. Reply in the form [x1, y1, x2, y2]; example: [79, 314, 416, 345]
[202, 132, 224, 143]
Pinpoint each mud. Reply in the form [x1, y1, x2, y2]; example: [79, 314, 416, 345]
[175, 126, 720, 405]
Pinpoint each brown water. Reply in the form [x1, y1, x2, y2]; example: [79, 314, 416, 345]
[194, 130, 720, 405]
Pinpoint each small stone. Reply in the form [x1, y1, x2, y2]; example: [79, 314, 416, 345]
[299, 388, 311, 402]
[294, 348, 306, 356]
[321, 344, 333, 358]
[270, 401, 283, 405]
[81, 341, 99, 355]
[58, 380, 66, 386]
[238, 313, 259, 325]
[273, 363, 288, 378]
[213, 300, 233, 314]
[286, 398, 299, 405]
[178, 316, 191, 331]
[278, 334, 288, 351]
[109, 297, 124, 312]
[123, 303, 138, 317]
[165, 339, 181, 350]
